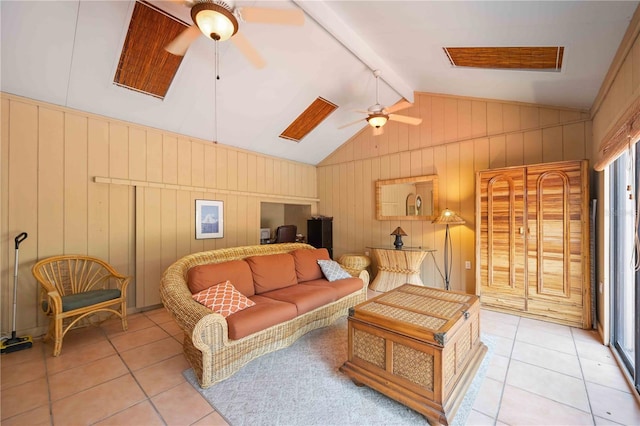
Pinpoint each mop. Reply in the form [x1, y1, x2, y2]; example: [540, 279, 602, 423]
[1, 232, 33, 353]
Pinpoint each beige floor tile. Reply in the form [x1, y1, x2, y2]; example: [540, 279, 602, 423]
[581, 358, 633, 392]
[45, 339, 116, 374]
[481, 309, 521, 326]
[133, 354, 189, 396]
[575, 339, 617, 366]
[1, 404, 51, 426]
[159, 319, 183, 336]
[487, 334, 515, 357]
[100, 313, 155, 337]
[151, 381, 214, 425]
[572, 327, 602, 343]
[516, 326, 577, 355]
[120, 337, 182, 371]
[482, 317, 518, 339]
[145, 308, 174, 324]
[498, 385, 593, 425]
[465, 409, 495, 425]
[587, 382, 640, 425]
[594, 416, 626, 425]
[0, 377, 49, 420]
[48, 354, 129, 401]
[518, 316, 574, 338]
[0, 340, 45, 368]
[0, 357, 47, 390]
[486, 354, 509, 383]
[52, 375, 146, 425]
[471, 377, 503, 418]
[95, 401, 165, 426]
[61, 325, 108, 350]
[506, 360, 590, 412]
[109, 325, 169, 353]
[511, 340, 582, 378]
[192, 410, 230, 426]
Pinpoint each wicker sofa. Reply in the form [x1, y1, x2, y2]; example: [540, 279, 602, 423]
[160, 243, 369, 388]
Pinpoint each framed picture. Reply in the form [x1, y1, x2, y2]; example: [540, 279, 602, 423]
[195, 199, 224, 239]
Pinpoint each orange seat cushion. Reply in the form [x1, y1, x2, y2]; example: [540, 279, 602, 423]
[245, 253, 298, 294]
[191, 281, 256, 318]
[260, 284, 336, 315]
[291, 248, 330, 282]
[302, 277, 364, 299]
[225, 295, 297, 340]
[187, 260, 255, 296]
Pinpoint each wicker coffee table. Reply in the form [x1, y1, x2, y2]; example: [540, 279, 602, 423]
[340, 284, 487, 426]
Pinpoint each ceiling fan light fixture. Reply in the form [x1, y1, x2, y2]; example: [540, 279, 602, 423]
[191, 2, 238, 41]
[367, 113, 388, 128]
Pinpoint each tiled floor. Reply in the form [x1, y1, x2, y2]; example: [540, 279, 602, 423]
[1, 306, 639, 425]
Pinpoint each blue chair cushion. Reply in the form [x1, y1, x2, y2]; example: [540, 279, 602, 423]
[42, 289, 121, 312]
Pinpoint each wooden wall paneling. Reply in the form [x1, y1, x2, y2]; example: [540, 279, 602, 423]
[272, 160, 282, 195]
[419, 95, 431, 148]
[446, 143, 464, 292]
[335, 163, 347, 257]
[377, 125, 390, 158]
[87, 119, 110, 261]
[489, 135, 507, 169]
[523, 130, 543, 165]
[8, 101, 39, 332]
[432, 145, 448, 289]
[64, 113, 88, 254]
[559, 109, 583, 123]
[520, 106, 540, 131]
[633, 38, 640, 89]
[216, 147, 229, 190]
[540, 108, 560, 127]
[473, 138, 490, 176]
[410, 149, 422, 178]
[225, 194, 238, 249]
[203, 144, 216, 189]
[503, 104, 521, 133]
[146, 131, 162, 183]
[346, 162, 356, 253]
[471, 101, 487, 138]
[444, 97, 458, 143]
[506, 133, 525, 167]
[109, 185, 133, 302]
[399, 151, 411, 178]
[177, 138, 191, 186]
[459, 140, 476, 294]
[190, 192, 205, 254]
[109, 123, 129, 179]
[141, 187, 161, 307]
[279, 161, 289, 196]
[542, 126, 563, 163]
[353, 160, 364, 251]
[487, 102, 503, 136]
[457, 99, 472, 141]
[563, 122, 586, 160]
[237, 152, 248, 192]
[292, 163, 300, 197]
[343, 134, 355, 162]
[190, 142, 204, 188]
[162, 135, 178, 184]
[160, 188, 177, 284]
[1, 98, 10, 331]
[585, 121, 594, 165]
[248, 195, 260, 245]
[407, 97, 421, 152]
[176, 190, 191, 261]
[128, 127, 147, 182]
[227, 149, 239, 191]
[264, 157, 274, 194]
[38, 107, 65, 259]
[135, 186, 145, 308]
[398, 118, 409, 152]
[247, 154, 257, 193]
[255, 156, 266, 194]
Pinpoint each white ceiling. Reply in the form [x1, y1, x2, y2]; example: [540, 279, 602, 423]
[1, 1, 637, 165]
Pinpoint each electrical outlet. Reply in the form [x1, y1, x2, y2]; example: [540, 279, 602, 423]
[465, 261, 472, 270]
[599, 281, 603, 293]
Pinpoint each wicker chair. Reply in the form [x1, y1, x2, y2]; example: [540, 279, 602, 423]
[32, 255, 130, 356]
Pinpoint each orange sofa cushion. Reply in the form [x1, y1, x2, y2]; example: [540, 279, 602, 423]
[192, 281, 255, 318]
[291, 248, 330, 282]
[302, 277, 364, 299]
[259, 284, 336, 315]
[245, 253, 298, 294]
[225, 295, 297, 340]
[187, 260, 255, 296]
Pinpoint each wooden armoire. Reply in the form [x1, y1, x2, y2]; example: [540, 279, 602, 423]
[475, 160, 591, 329]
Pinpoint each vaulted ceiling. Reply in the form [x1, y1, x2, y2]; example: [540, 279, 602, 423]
[2, 1, 637, 165]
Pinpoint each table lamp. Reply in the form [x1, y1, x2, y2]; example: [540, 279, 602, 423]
[390, 226, 407, 250]
[432, 208, 465, 290]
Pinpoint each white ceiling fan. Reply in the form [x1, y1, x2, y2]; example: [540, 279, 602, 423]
[340, 70, 422, 136]
[165, 0, 305, 68]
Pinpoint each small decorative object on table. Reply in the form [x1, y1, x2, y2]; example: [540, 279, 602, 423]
[390, 226, 407, 249]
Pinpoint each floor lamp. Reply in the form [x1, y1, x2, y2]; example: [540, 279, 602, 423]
[432, 208, 465, 290]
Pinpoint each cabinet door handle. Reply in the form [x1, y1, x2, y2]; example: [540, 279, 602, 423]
[519, 227, 524, 234]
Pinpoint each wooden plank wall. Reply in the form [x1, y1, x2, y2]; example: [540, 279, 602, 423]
[0, 93, 317, 337]
[318, 92, 592, 294]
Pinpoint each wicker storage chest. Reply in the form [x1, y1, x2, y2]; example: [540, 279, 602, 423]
[340, 284, 487, 425]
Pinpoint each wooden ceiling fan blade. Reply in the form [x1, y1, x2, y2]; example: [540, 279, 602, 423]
[384, 100, 413, 114]
[231, 31, 266, 69]
[338, 118, 365, 129]
[239, 7, 304, 26]
[165, 25, 201, 56]
[372, 126, 384, 136]
[389, 114, 423, 126]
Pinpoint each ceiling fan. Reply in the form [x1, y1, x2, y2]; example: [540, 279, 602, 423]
[164, 0, 304, 68]
[340, 70, 422, 136]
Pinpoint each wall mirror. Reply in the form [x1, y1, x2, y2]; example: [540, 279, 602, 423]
[375, 175, 439, 221]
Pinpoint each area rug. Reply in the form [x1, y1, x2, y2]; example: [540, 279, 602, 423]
[184, 317, 494, 426]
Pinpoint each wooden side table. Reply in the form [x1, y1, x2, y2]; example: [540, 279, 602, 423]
[368, 246, 435, 292]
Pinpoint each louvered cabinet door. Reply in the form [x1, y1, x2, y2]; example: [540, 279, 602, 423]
[526, 160, 591, 328]
[476, 168, 527, 311]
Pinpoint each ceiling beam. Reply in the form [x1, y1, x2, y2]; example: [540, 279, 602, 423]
[293, 0, 414, 103]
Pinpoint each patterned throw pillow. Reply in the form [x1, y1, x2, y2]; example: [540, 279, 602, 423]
[317, 259, 352, 282]
[192, 280, 255, 318]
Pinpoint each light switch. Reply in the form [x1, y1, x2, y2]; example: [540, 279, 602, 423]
[465, 261, 472, 270]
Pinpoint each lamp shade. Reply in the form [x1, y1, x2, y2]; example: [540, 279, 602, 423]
[191, 2, 238, 41]
[367, 113, 388, 128]
[390, 226, 407, 236]
[432, 208, 465, 225]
